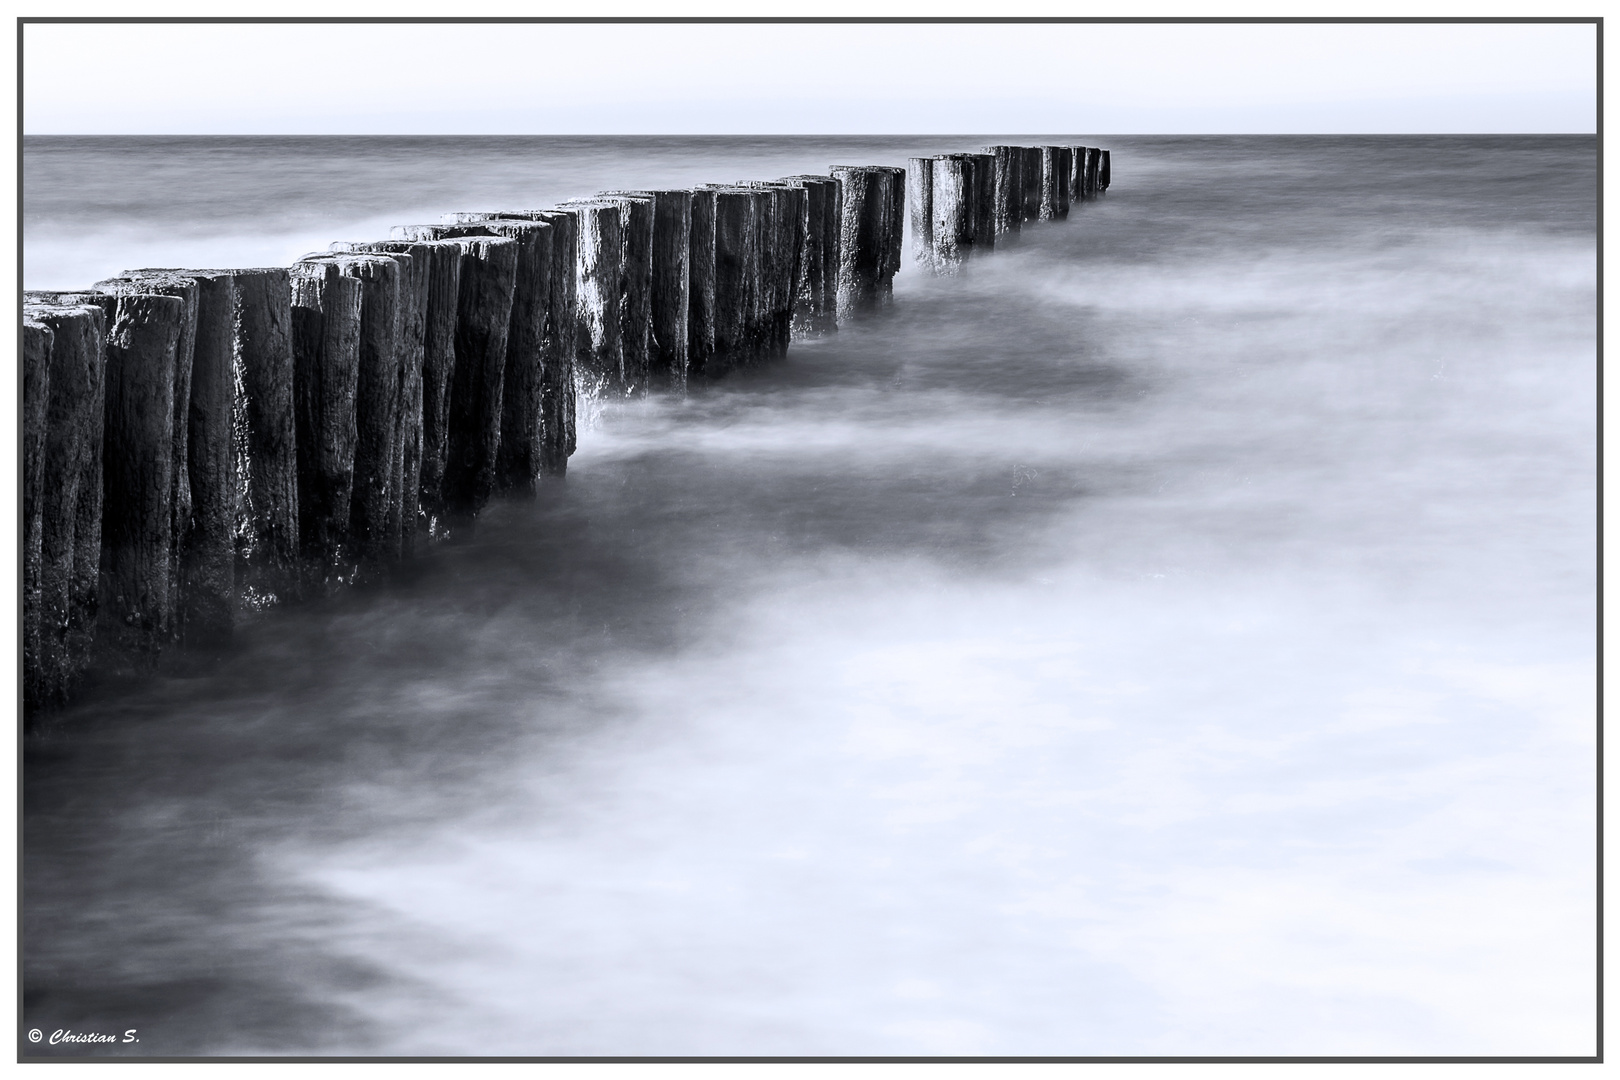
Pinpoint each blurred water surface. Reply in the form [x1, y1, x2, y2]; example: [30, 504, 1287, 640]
[22, 135, 1597, 1056]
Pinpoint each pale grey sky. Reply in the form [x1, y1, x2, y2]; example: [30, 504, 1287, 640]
[23, 21, 1597, 134]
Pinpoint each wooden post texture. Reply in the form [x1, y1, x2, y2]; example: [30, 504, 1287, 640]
[21, 301, 105, 707]
[907, 157, 935, 272]
[830, 166, 887, 319]
[289, 258, 363, 580]
[686, 188, 717, 376]
[99, 292, 185, 667]
[606, 190, 693, 389]
[229, 268, 301, 599]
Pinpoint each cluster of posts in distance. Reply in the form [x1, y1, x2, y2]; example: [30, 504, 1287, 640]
[912, 144, 1110, 271]
[21, 144, 1110, 712]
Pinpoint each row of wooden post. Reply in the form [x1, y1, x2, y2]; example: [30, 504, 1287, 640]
[909, 144, 1110, 273]
[20, 160, 921, 711]
[22, 143, 1109, 712]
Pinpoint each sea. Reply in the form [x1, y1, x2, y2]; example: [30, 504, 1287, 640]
[20, 135, 1598, 1057]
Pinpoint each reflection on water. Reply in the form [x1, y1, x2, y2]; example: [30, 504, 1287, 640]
[23, 136, 1595, 1056]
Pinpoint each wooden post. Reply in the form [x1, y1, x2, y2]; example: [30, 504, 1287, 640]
[24, 300, 107, 703]
[984, 146, 1022, 239]
[1022, 147, 1042, 223]
[907, 157, 935, 272]
[696, 185, 761, 375]
[127, 271, 239, 645]
[779, 182, 809, 351]
[441, 235, 518, 529]
[513, 210, 580, 477]
[1098, 149, 1110, 193]
[300, 253, 404, 568]
[331, 243, 430, 554]
[930, 156, 971, 274]
[473, 210, 580, 477]
[180, 270, 239, 644]
[99, 293, 185, 668]
[567, 194, 653, 395]
[967, 153, 996, 252]
[491, 220, 553, 496]
[738, 182, 801, 357]
[605, 190, 693, 389]
[830, 166, 888, 319]
[720, 184, 774, 357]
[113, 268, 246, 645]
[228, 268, 301, 600]
[780, 175, 839, 336]
[879, 166, 906, 302]
[289, 259, 363, 581]
[829, 174, 843, 325]
[686, 188, 717, 376]
[92, 273, 198, 644]
[552, 201, 624, 396]
[22, 316, 52, 707]
[21, 302, 105, 706]
[420, 221, 552, 498]
[1039, 146, 1066, 221]
[383, 232, 464, 535]
[1065, 145, 1085, 203]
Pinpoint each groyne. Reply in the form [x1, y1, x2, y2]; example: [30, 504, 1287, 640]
[22, 143, 1110, 713]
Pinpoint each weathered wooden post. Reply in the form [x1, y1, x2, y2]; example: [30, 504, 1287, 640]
[425, 221, 552, 497]
[606, 189, 693, 389]
[907, 157, 935, 271]
[299, 253, 404, 568]
[739, 181, 804, 356]
[1072, 146, 1092, 200]
[1098, 149, 1110, 193]
[1064, 145, 1084, 204]
[830, 165, 889, 319]
[748, 183, 785, 355]
[984, 146, 1022, 239]
[384, 231, 465, 534]
[289, 259, 363, 581]
[440, 235, 518, 529]
[229, 268, 302, 598]
[112, 270, 240, 644]
[553, 200, 625, 395]
[566, 194, 653, 394]
[718, 184, 771, 357]
[880, 166, 906, 301]
[88, 274, 197, 644]
[22, 317, 52, 705]
[485, 210, 580, 476]
[1021, 147, 1042, 223]
[1059, 146, 1075, 215]
[696, 184, 762, 375]
[686, 188, 717, 376]
[331, 243, 430, 553]
[1039, 146, 1068, 221]
[99, 292, 185, 667]
[779, 181, 809, 350]
[490, 219, 553, 495]
[959, 153, 984, 252]
[781, 174, 839, 335]
[176, 270, 239, 643]
[110, 268, 252, 644]
[21, 301, 104, 706]
[930, 156, 971, 274]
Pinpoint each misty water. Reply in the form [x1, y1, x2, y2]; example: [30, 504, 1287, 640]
[23, 136, 1596, 1056]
